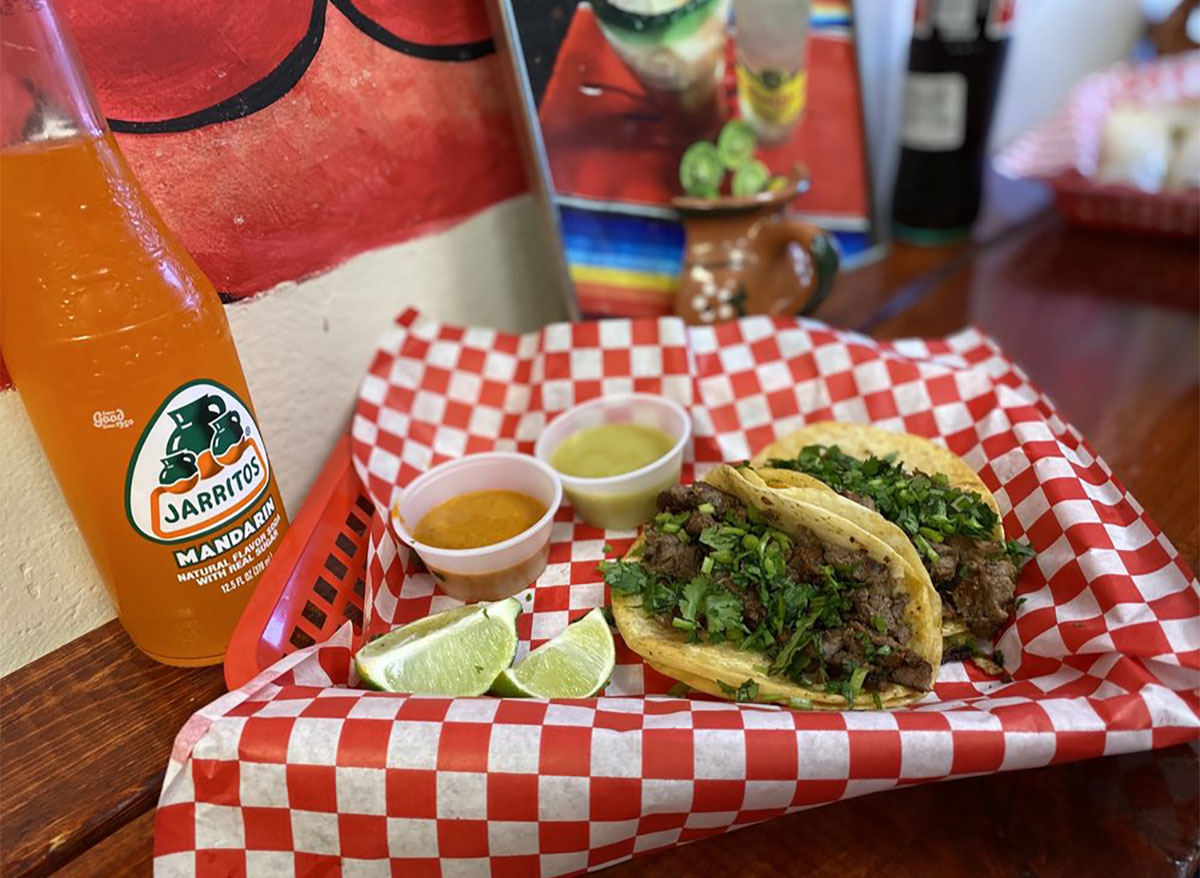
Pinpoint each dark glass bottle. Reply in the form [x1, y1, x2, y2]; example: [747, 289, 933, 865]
[891, 0, 1015, 245]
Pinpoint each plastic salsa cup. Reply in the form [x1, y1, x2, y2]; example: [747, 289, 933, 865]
[535, 394, 692, 531]
[391, 453, 562, 602]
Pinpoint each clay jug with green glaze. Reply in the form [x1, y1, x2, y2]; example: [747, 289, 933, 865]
[672, 170, 838, 324]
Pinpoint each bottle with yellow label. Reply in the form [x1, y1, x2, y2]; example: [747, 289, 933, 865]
[0, 0, 288, 666]
[734, 0, 812, 144]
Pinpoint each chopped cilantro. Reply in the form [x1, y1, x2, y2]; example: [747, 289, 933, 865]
[769, 611, 818, 674]
[871, 614, 888, 634]
[826, 663, 869, 706]
[1005, 539, 1035, 566]
[680, 578, 707, 622]
[767, 445, 1001, 543]
[740, 625, 774, 653]
[654, 511, 690, 534]
[703, 588, 743, 640]
[642, 578, 680, 614]
[598, 560, 648, 595]
[667, 681, 691, 698]
[699, 524, 744, 556]
[718, 679, 760, 703]
[602, 543, 614, 556]
[671, 617, 698, 636]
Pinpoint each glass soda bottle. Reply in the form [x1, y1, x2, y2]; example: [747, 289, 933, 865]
[891, 0, 1014, 244]
[0, 0, 288, 666]
[733, 0, 812, 145]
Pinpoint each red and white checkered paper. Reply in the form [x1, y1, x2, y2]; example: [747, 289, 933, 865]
[996, 51, 1200, 180]
[155, 310, 1199, 877]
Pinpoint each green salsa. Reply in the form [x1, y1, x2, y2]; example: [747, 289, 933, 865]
[550, 423, 675, 478]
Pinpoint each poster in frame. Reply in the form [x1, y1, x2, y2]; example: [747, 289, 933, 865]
[490, 0, 879, 320]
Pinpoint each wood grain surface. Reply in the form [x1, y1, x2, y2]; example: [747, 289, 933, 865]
[50, 812, 156, 878]
[0, 622, 225, 876]
[1, 206, 1196, 877]
[602, 745, 1200, 878]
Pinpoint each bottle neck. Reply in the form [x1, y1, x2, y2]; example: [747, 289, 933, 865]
[0, 0, 107, 151]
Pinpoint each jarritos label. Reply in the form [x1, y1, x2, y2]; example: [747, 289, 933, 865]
[126, 379, 271, 544]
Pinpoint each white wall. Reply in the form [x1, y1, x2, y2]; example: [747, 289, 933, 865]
[0, 194, 565, 674]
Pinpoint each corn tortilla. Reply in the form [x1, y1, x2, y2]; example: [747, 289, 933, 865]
[751, 422, 1007, 640]
[611, 465, 942, 709]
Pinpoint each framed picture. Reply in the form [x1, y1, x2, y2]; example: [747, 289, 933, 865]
[491, 0, 879, 320]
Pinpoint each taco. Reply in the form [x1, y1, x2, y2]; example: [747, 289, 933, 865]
[603, 464, 942, 709]
[750, 422, 1032, 645]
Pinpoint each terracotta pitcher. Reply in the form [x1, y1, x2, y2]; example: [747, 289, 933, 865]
[672, 172, 839, 324]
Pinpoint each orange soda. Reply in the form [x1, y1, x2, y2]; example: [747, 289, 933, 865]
[0, 2, 288, 666]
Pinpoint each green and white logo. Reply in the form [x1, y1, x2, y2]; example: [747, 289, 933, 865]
[125, 379, 271, 544]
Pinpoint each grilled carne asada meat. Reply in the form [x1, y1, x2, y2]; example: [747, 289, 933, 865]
[603, 481, 934, 700]
[766, 445, 1033, 640]
[928, 536, 1018, 637]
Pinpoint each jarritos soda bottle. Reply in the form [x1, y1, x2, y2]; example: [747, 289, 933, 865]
[0, 0, 288, 666]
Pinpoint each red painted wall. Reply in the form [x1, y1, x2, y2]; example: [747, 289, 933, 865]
[61, 0, 528, 298]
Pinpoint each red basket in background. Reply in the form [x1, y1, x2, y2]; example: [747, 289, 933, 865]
[1049, 170, 1200, 237]
[224, 435, 370, 689]
[996, 52, 1200, 239]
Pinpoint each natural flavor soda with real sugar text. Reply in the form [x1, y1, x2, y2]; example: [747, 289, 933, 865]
[0, 0, 288, 666]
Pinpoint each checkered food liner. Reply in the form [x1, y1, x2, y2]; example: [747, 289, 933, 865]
[155, 310, 1199, 877]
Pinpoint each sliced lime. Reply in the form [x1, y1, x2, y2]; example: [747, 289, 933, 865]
[732, 159, 771, 197]
[717, 119, 757, 169]
[680, 141, 724, 197]
[490, 607, 615, 698]
[355, 598, 521, 695]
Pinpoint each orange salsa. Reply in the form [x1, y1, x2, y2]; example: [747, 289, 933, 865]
[413, 490, 547, 550]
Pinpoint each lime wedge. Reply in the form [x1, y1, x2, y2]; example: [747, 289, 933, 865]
[355, 598, 521, 695]
[490, 607, 615, 698]
[732, 159, 771, 197]
[717, 119, 757, 169]
[680, 141, 724, 198]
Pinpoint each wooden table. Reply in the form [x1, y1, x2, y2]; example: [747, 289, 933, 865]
[3, 189, 1197, 877]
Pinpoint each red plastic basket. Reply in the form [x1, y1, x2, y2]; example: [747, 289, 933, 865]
[1050, 171, 1200, 238]
[223, 435, 371, 689]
